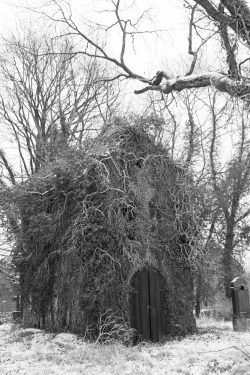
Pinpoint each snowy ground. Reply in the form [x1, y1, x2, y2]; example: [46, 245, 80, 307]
[0, 319, 250, 374]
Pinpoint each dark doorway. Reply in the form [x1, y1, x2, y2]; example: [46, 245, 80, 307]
[130, 268, 167, 342]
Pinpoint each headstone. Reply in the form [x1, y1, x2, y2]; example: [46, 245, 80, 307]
[231, 277, 250, 331]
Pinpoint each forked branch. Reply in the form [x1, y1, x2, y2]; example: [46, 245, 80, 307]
[32, 0, 250, 99]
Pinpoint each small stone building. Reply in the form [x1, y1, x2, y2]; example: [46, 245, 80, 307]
[15, 125, 198, 342]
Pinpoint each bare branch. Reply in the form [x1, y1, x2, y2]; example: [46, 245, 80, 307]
[239, 57, 250, 77]
[218, 3, 239, 79]
[185, 108, 196, 165]
[194, 0, 250, 45]
[186, 4, 198, 76]
[135, 71, 250, 97]
[0, 149, 16, 185]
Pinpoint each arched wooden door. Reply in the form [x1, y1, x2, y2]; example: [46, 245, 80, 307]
[130, 268, 167, 342]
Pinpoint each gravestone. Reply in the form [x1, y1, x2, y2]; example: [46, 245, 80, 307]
[231, 277, 250, 331]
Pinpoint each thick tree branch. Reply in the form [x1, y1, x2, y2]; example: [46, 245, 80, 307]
[186, 4, 198, 76]
[194, 0, 250, 44]
[221, 0, 250, 42]
[135, 71, 250, 97]
[218, 4, 239, 79]
[29, 0, 250, 99]
[194, 0, 236, 24]
[219, 25, 239, 78]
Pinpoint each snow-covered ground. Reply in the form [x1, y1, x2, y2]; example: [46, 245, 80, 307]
[0, 319, 250, 374]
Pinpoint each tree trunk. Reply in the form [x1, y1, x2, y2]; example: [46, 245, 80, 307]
[195, 272, 202, 318]
[222, 226, 234, 299]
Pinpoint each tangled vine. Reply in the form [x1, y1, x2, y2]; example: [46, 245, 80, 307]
[11, 123, 201, 339]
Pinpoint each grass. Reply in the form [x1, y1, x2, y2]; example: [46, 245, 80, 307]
[1, 314, 250, 374]
[196, 314, 232, 330]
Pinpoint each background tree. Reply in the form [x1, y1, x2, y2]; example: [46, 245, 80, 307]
[0, 28, 121, 182]
[208, 93, 250, 297]
[138, 85, 250, 300]
[0, 26, 122, 258]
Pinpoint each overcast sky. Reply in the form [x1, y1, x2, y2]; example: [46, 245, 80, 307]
[0, 0, 191, 76]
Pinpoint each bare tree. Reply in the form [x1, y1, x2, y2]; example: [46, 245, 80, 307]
[27, 0, 250, 100]
[141, 85, 250, 299]
[202, 92, 250, 297]
[0, 28, 121, 181]
[0, 26, 123, 262]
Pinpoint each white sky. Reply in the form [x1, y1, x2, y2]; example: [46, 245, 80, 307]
[0, 0, 191, 76]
